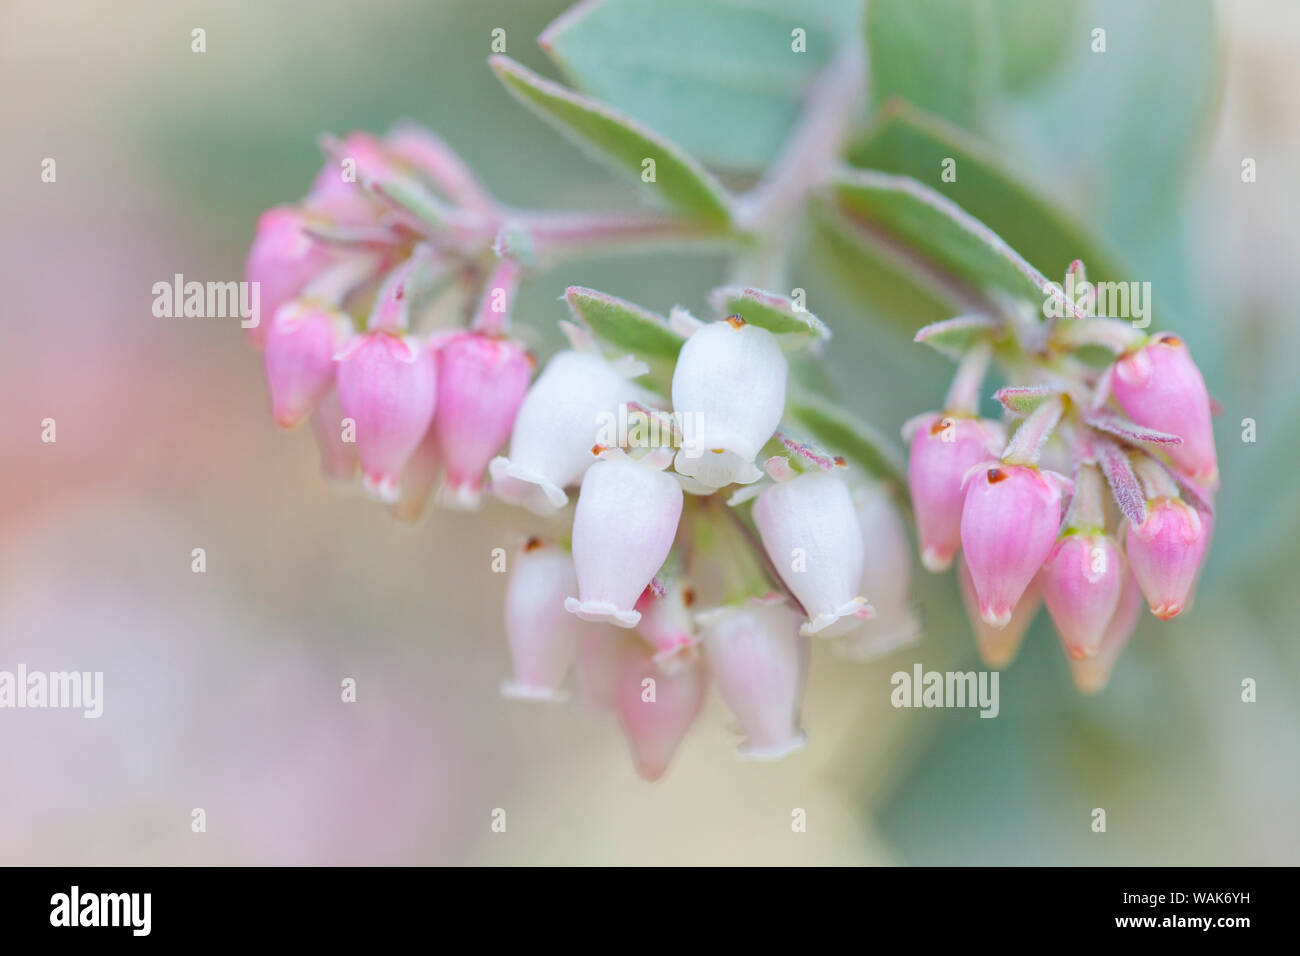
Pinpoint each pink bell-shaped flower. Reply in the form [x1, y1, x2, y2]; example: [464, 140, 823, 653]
[615, 644, 705, 781]
[906, 413, 1005, 572]
[500, 538, 585, 702]
[244, 205, 334, 348]
[1110, 334, 1218, 487]
[432, 332, 533, 510]
[671, 317, 788, 491]
[490, 350, 641, 515]
[957, 555, 1041, 668]
[391, 420, 441, 524]
[960, 463, 1066, 629]
[305, 131, 398, 227]
[334, 332, 437, 503]
[309, 387, 359, 484]
[700, 601, 806, 759]
[1039, 532, 1125, 661]
[1069, 571, 1143, 693]
[572, 627, 628, 715]
[1123, 497, 1209, 620]
[836, 484, 921, 659]
[263, 300, 351, 429]
[634, 581, 699, 661]
[754, 470, 873, 638]
[565, 451, 684, 628]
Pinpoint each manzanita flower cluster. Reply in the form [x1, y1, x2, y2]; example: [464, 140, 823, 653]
[906, 262, 1219, 692]
[244, 124, 921, 780]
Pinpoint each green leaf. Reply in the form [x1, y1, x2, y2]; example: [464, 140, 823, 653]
[489, 55, 733, 226]
[785, 391, 906, 488]
[563, 286, 684, 359]
[538, 0, 863, 171]
[845, 101, 1138, 308]
[989, 0, 1081, 92]
[913, 314, 998, 359]
[866, 0, 999, 131]
[707, 285, 831, 344]
[828, 166, 1053, 304]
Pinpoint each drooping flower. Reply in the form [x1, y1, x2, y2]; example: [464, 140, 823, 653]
[432, 332, 533, 509]
[244, 206, 335, 348]
[700, 601, 806, 759]
[906, 413, 1005, 572]
[263, 300, 351, 429]
[1069, 571, 1143, 693]
[572, 627, 628, 715]
[304, 131, 399, 227]
[489, 350, 640, 515]
[1123, 497, 1209, 620]
[960, 463, 1067, 629]
[671, 317, 787, 491]
[957, 555, 1041, 669]
[835, 485, 920, 659]
[753, 470, 872, 638]
[391, 419, 442, 524]
[1110, 334, 1218, 487]
[334, 332, 438, 503]
[615, 644, 705, 781]
[564, 451, 684, 628]
[309, 387, 358, 484]
[1039, 532, 1125, 661]
[634, 581, 698, 661]
[500, 538, 585, 702]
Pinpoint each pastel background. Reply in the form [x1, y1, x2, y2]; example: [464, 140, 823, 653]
[2, 0, 1297, 864]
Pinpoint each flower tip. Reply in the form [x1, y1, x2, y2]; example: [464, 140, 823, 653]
[1151, 602, 1183, 621]
[488, 457, 568, 515]
[436, 481, 484, 511]
[980, 605, 1013, 630]
[564, 597, 641, 629]
[800, 598, 871, 638]
[273, 408, 307, 430]
[1065, 642, 1096, 662]
[362, 472, 401, 503]
[737, 732, 808, 761]
[499, 680, 570, 704]
[921, 546, 954, 573]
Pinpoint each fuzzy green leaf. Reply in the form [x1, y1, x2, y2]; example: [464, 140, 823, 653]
[539, 0, 863, 171]
[707, 286, 831, 343]
[489, 55, 733, 226]
[563, 286, 684, 359]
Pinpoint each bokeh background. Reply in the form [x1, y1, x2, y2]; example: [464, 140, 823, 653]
[2, 0, 1297, 864]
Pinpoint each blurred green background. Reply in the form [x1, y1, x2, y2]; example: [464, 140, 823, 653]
[1, 0, 1296, 864]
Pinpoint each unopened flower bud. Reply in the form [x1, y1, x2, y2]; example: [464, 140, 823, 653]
[1069, 571, 1143, 693]
[957, 555, 1041, 668]
[616, 644, 705, 781]
[433, 332, 533, 510]
[960, 464, 1066, 629]
[244, 206, 335, 348]
[1039, 532, 1125, 661]
[1110, 334, 1218, 487]
[263, 300, 350, 429]
[907, 413, 1005, 572]
[1123, 497, 1209, 620]
[334, 332, 437, 503]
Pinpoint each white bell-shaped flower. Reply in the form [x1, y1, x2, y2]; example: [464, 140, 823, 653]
[753, 470, 872, 638]
[672, 317, 787, 491]
[565, 451, 684, 628]
[500, 538, 585, 702]
[835, 485, 921, 660]
[489, 350, 640, 515]
[700, 600, 807, 759]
